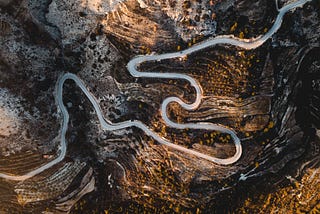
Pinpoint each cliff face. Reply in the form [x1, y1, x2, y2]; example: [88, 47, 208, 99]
[0, 0, 319, 213]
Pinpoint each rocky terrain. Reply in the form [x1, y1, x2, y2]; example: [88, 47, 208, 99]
[0, 0, 319, 213]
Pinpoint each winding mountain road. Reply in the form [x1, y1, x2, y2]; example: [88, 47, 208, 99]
[0, 0, 311, 181]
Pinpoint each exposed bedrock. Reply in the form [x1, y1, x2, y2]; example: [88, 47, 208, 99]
[0, 0, 319, 213]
